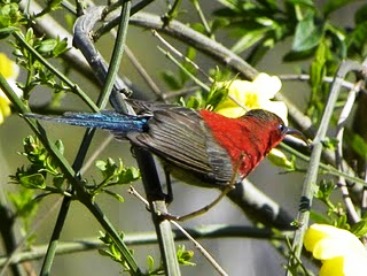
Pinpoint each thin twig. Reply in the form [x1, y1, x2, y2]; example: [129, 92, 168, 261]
[279, 74, 356, 90]
[74, 5, 180, 274]
[170, 222, 228, 276]
[128, 186, 229, 275]
[162, 85, 201, 99]
[0, 225, 290, 266]
[190, 0, 213, 38]
[152, 30, 213, 82]
[125, 46, 164, 100]
[80, 134, 115, 175]
[335, 80, 363, 224]
[0, 197, 63, 276]
[286, 60, 363, 275]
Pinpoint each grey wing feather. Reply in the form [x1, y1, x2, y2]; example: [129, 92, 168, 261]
[127, 108, 233, 186]
[127, 99, 189, 115]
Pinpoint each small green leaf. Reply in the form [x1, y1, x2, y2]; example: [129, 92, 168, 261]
[355, 4, 367, 24]
[37, 39, 57, 54]
[286, 0, 315, 9]
[176, 245, 195, 266]
[117, 167, 140, 184]
[52, 37, 68, 56]
[19, 173, 46, 189]
[350, 134, 367, 161]
[309, 210, 332, 224]
[55, 139, 64, 154]
[0, 26, 18, 38]
[53, 175, 64, 188]
[104, 190, 125, 203]
[48, 0, 63, 10]
[321, 137, 338, 151]
[161, 71, 181, 90]
[147, 255, 155, 271]
[231, 28, 269, 54]
[292, 15, 324, 52]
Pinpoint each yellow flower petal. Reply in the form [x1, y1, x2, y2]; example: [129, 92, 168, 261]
[0, 53, 21, 125]
[227, 79, 254, 102]
[320, 257, 345, 276]
[214, 73, 287, 122]
[0, 53, 19, 80]
[321, 255, 367, 276]
[304, 224, 364, 256]
[304, 224, 367, 276]
[215, 79, 259, 112]
[215, 106, 246, 118]
[0, 96, 11, 122]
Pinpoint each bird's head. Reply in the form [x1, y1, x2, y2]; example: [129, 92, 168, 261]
[244, 109, 308, 149]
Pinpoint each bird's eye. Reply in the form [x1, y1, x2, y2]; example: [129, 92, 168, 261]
[278, 124, 286, 133]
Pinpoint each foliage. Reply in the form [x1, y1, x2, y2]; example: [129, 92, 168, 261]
[0, 0, 367, 275]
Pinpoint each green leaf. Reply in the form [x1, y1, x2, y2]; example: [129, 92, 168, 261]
[0, 3, 23, 29]
[0, 26, 18, 38]
[52, 37, 68, 56]
[8, 187, 39, 239]
[55, 139, 64, 155]
[96, 158, 118, 179]
[176, 245, 195, 266]
[19, 173, 46, 189]
[283, 48, 314, 61]
[286, 0, 315, 9]
[355, 4, 367, 24]
[37, 39, 57, 54]
[117, 167, 140, 184]
[292, 15, 324, 52]
[257, 0, 278, 10]
[351, 219, 367, 238]
[48, 0, 63, 11]
[104, 190, 125, 203]
[321, 137, 338, 151]
[346, 21, 367, 58]
[147, 255, 155, 272]
[309, 210, 332, 224]
[179, 47, 197, 85]
[231, 28, 269, 54]
[350, 134, 367, 161]
[247, 37, 274, 65]
[53, 175, 64, 188]
[161, 71, 181, 90]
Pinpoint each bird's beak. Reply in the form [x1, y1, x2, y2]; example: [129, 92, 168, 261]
[284, 127, 311, 148]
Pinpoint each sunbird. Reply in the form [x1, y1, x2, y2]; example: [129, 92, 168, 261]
[26, 100, 306, 188]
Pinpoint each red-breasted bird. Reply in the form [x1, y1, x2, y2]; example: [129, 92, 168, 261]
[26, 100, 306, 188]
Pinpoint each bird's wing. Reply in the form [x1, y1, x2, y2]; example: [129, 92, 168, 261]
[127, 108, 234, 186]
[127, 99, 188, 115]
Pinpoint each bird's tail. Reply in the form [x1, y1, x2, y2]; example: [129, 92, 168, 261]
[25, 112, 150, 135]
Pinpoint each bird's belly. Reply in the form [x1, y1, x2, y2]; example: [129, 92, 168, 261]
[164, 163, 233, 188]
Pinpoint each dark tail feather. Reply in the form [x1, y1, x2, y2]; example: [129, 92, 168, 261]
[25, 112, 150, 135]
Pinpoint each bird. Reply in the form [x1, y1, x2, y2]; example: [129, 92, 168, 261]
[26, 100, 306, 189]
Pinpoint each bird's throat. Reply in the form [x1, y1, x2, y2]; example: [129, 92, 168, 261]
[200, 110, 274, 178]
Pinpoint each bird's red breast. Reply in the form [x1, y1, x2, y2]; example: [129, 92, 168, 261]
[199, 109, 284, 178]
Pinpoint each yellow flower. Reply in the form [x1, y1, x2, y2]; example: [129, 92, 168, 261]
[304, 224, 367, 276]
[215, 73, 288, 125]
[0, 53, 22, 124]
